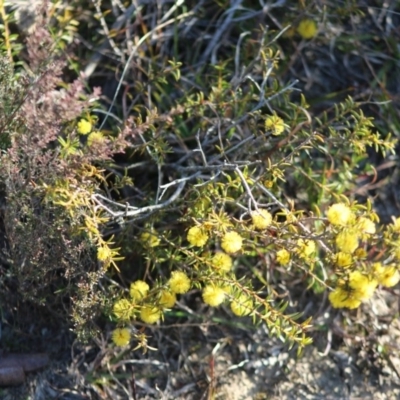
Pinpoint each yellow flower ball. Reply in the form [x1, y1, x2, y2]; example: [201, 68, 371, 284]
[221, 231, 243, 254]
[140, 231, 161, 248]
[348, 271, 377, 301]
[130, 280, 149, 301]
[263, 180, 274, 188]
[112, 328, 131, 347]
[297, 19, 318, 39]
[97, 245, 111, 262]
[230, 294, 253, 316]
[77, 119, 92, 135]
[357, 217, 376, 235]
[140, 306, 161, 324]
[326, 203, 353, 226]
[329, 287, 361, 309]
[87, 131, 105, 146]
[202, 285, 226, 307]
[168, 271, 191, 294]
[334, 252, 353, 268]
[113, 299, 133, 321]
[265, 114, 285, 136]
[211, 252, 233, 273]
[296, 239, 316, 258]
[159, 290, 177, 308]
[276, 249, 291, 266]
[374, 264, 400, 288]
[335, 230, 359, 254]
[187, 226, 209, 247]
[251, 209, 273, 230]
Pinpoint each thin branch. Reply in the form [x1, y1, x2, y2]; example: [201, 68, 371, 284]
[92, 181, 186, 219]
[235, 166, 259, 211]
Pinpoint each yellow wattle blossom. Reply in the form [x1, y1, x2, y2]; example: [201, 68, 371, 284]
[187, 226, 209, 247]
[297, 19, 318, 39]
[202, 285, 226, 307]
[335, 230, 359, 254]
[211, 252, 233, 273]
[330, 270, 378, 309]
[130, 280, 149, 301]
[87, 131, 105, 146]
[373, 263, 400, 287]
[159, 290, 176, 308]
[265, 114, 285, 136]
[77, 119, 92, 135]
[221, 231, 243, 254]
[348, 271, 377, 301]
[251, 209, 273, 230]
[140, 306, 161, 324]
[326, 203, 353, 226]
[357, 217, 376, 235]
[263, 180, 274, 188]
[296, 239, 316, 258]
[112, 328, 131, 347]
[334, 252, 353, 268]
[140, 231, 161, 248]
[276, 249, 291, 266]
[230, 294, 253, 316]
[113, 299, 133, 321]
[329, 287, 361, 309]
[168, 271, 191, 294]
[97, 244, 112, 262]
